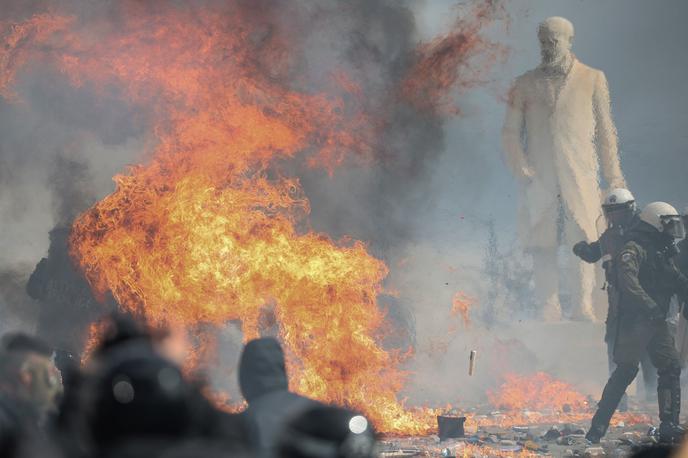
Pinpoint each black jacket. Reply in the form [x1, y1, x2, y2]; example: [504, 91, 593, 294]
[574, 216, 638, 285]
[0, 394, 45, 457]
[676, 238, 688, 277]
[617, 223, 688, 315]
[239, 338, 320, 457]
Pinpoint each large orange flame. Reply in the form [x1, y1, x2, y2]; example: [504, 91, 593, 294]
[0, 1, 506, 435]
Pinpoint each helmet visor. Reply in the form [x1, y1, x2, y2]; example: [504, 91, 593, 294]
[661, 215, 686, 239]
[603, 203, 635, 227]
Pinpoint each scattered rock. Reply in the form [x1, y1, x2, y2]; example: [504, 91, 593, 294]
[584, 446, 606, 457]
[486, 434, 499, 444]
[557, 434, 586, 446]
[497, 440, 521, 452]
[544, 426, 562, 441]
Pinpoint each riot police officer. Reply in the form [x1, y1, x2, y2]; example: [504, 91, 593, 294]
[573, 189, 653, 410]
[586, 202, 688, 444]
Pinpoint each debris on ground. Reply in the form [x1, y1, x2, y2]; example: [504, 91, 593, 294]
[379, 404, 667, 457]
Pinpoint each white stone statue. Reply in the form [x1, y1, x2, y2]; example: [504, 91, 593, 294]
[502, 17, 626, 320]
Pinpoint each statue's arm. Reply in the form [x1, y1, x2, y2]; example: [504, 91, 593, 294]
[593, 71, 625, 188]
[501, 79, 531, 181]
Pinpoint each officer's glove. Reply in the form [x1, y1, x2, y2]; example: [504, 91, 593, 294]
[646, 305, 666, 324]
[573, 241, 589, 258]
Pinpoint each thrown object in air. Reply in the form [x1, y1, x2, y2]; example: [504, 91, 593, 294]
[468, 350, 477, 376]
[437, 415, 466, 441]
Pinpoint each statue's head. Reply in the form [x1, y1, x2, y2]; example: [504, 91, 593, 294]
[538, 17, 574, 66]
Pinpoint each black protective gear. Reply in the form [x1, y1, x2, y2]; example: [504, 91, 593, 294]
[577, 214, 656, 416]
[646, 305, 667, 323]
[657, 364, 681, 424]
[676, 239, 688, 276]
[588, 224, 688, 442]
[658, 421, 685, 444]
[585, 424, 604, 445]
[588, 363, 639, 440]
[573, 241, 600, 263]
[613, 315, 678, 367]
[677, 238, 688, 312]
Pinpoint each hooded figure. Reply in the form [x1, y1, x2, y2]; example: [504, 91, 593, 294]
[239, 338, 320, 457]
[502, 17, 625, 320]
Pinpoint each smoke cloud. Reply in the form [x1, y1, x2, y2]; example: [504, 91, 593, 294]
[1, 0, 685, 411]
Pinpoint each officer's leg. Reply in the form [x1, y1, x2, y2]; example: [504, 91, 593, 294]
[588, 313, 649, 443]
[648, 323, 683, 443]
[640, 351, 658, 402]
[605, 330, 616, 375]
[606, 324, 628, 412]
[587, 363, 639, 442]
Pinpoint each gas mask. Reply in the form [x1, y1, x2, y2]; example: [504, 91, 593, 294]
[661, 215, 686, 240]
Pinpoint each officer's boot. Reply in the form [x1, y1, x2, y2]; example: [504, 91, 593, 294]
[658, 366, 685, 444]
[587, 364, 639, 443]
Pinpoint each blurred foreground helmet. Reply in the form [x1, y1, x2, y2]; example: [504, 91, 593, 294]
[88, 342, 192, 447]
[602, 188, 636, 227]
[639, 202, 686, 239]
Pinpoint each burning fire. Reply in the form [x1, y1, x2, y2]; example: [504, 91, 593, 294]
[0, 1, 505, 435]
[451, 292, 473, 327]
[488, 372, 589, 413]
[480, 372, 650, 429]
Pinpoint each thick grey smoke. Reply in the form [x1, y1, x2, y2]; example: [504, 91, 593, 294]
[271, 0, 504, 253]
[1, 0, 686, 409]
[0, 267, 38, 335]
[0, 0, 504, 345]
[0, 4, 148, 335]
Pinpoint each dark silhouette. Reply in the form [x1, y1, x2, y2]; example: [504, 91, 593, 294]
[239, 337, 321, 457]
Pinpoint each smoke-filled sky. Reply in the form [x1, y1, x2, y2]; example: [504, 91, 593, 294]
[1, 0, 685, 268]
[410, 0, 688, 245]
[378, 0, 688, 333]
[0, 0, 686, 397]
